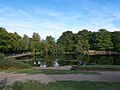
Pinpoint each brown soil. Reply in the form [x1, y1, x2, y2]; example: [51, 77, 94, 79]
[0, 72, 55, 85]
[0, 68, 120, 85]
[48, 71, 120, 82]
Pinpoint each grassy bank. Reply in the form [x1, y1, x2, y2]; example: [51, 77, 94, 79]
[71, 65, 120, 71]
[1, 69, 100, 75]
[2, 65, 120, 74]
[3, 81, 120, 90]
[0, 53, 31, 69]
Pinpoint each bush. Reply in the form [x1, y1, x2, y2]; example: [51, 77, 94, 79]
[0, 53, 5, 60]
[71, 65, 120, 71]
[0, 78, 7, 89]
[0, 57, 31, 69]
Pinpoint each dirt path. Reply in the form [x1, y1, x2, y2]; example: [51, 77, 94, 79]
[0, 71, 120, 85]
[0, 72, 55, 85]
[48, 71, 120, 82]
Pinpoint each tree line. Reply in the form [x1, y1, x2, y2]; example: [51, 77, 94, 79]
[0, 27, 120, 55]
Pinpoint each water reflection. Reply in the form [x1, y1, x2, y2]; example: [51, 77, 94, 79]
[53, 60, 59, 67]
[16, 53, 120, 67]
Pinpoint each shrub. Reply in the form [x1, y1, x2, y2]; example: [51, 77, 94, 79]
[0, 78, 7, 90]
[0, 53, 5, 60]
[0, 57, 31, 69]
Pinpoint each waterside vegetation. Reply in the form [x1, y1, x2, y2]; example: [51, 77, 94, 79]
[4, 81, 120, 90]
[0, 27, 120, 56]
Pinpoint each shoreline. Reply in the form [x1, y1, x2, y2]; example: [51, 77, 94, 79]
[83, 50, 118, 55]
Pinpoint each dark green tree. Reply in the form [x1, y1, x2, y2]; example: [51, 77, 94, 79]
[75, 29, 91, 52]
[57, 31, 74, 52]
[45, 36, 58, 54]
[0, 27, 20, 54]
[32, 32, 41, 43]
[111, 31, 120, 52]
[89, 29, 113, 50]
[32, 32, 41, 52]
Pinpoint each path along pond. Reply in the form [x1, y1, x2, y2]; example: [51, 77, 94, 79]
[15, 53, 120, 67]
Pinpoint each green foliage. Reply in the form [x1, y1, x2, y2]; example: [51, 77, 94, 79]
[57, 30, 90, 53]
[75, 30, 90, 51]
[0, 27, 120, 56]
[111, 31, 120, 52]
[41, 70, 99, 75]
[32, 32, 41, 43]
[45, 36, 59, 54]
[71, 65, 120, 71]
[7, 69, 99, 74]
[0, 53, 5, 60]
[15, 69, 43, 74]
[4, 81, 120, 90]
[0, 78, 7, 90]
[89, 29, 113, 50]
[0, 28, 18, 53]
[0, 57, 31, 69]
[57, 31, 74, 52]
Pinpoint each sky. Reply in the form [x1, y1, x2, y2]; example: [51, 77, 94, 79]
[0, 0, 120, 39]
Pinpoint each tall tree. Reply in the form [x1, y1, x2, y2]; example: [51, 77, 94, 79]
[32, 32, 41, 52]
[0, 27, 21, 54]
[111, 31, 120, 52]
[22, 34, 29, 51]
[57, 31, 74, 52]
[32, 32, 41, 43]
[45, 36, 58, 54]
[89, 29, 113, 50]
[76, 29, 91, 51]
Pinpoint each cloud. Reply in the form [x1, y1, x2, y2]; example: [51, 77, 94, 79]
[0, 1, 120, 40]
[0, 6, 85, 39]
[0, 7, 68, 39]
[75, 1, 120, 32]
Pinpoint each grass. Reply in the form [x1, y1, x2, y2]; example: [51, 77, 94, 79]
[72, 65, 120, 71]
[15, 69, 43, 74]
[41, 69, 100, 75]
[1, 65, 120, 74]
[0, 69, 100, 75]
[4, 81, 120, 90]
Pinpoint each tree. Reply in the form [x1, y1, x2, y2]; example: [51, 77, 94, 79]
[76, 29, 91, 52]
[32, 32, 41, 52]
[57, 31, 74, 52]
[22, 34, 29, 51]
[45, 36, 58, 54]
[57, 30, 90, 53]
[89, 29, 113, 50]
[32, 32, 41, 43]
[111, 31, 120, 52]
[77, 29, 91, 39]
[0, 26, 119, 55]
[0, 27, 20, 54]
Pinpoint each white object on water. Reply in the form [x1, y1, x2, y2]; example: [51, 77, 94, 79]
[40, 64, 47, 68]
[83, 63, 86, 66]
[34, 61, 36, 65]
[43, 65, 47, 67]
[40, 62, 47, 68]
[40, 65, 43, 67]
[38, 61, 41, 65]
[53, 61, 59, 67]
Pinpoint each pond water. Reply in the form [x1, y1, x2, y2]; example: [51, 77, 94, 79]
[16, 53, 120, 67]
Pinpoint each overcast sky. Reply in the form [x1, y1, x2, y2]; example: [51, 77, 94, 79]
[0, 0, 120, 39]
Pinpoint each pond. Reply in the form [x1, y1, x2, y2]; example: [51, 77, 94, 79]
[16, 53, 120, 67]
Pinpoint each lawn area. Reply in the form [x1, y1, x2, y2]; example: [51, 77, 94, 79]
[72, 65, 120, 71]
[3, 81, 120, 90]
[42, 69, 99, 75]
[2, 69, 100, 75]
[1, 65, 120, 74]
